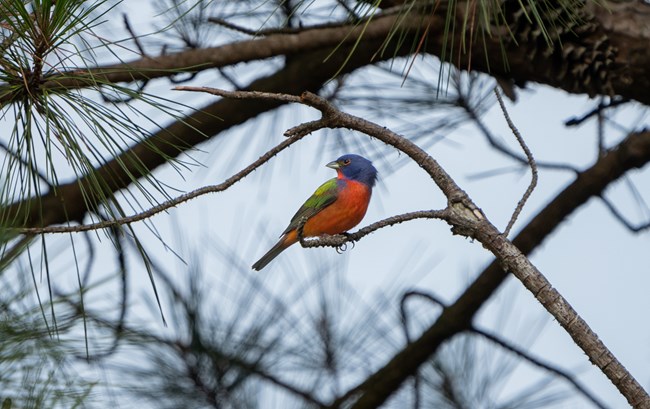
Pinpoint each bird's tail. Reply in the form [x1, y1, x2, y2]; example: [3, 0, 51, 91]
[252, 236, 293, 271]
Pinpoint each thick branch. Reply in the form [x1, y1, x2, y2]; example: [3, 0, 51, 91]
[0, 13, 416, 106]
[5, 1, 650, 105]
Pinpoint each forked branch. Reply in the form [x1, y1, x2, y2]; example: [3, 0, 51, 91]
[493, 87, 538, 237]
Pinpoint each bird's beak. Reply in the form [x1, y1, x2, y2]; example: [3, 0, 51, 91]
[326, 160, 340, 169]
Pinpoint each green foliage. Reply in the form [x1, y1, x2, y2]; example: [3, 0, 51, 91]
[0, 0, 198, 341]
[0, 0, 191, 229]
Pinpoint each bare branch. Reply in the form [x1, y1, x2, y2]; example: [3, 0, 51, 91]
[600, 195, 650, 233]
[298, 210, 450, 249]
[598, 97, 606, 157]
[399, 290, 447, 409]
[207, 14, 364, 37]
[564, 97, 628, 127]
[15, 129, 309, 234]
[0, 137, 52, 188]
[493, 87, 538, 237]
[207, 17, 260, 36]
[123, 14, 146, 56]
[462, 94, 579, 174]
[0, 234, 34, 271]
[174, 86, 303, 104]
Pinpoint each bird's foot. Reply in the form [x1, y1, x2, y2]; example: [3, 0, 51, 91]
[335, 232, 355, 253]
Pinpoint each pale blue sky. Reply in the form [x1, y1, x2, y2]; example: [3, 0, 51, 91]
[13, 1, 650, 407]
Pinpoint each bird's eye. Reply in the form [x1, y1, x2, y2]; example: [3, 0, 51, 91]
[342, 159, 351, 165]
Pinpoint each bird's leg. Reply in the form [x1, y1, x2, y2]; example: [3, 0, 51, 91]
[340, 232, 353, 241]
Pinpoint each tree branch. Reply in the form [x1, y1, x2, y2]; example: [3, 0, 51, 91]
[472, 327, 610, 409]
[0, 12, 419, 106]
[3, 1, 650, 106]
[493, 87, 538, 237]
[265, 91, 649, 408]
[599, 195, 650, 233]
[14, 125, 309, 234]
[297, 210, 450, 249]
[461, 92, 579, 173]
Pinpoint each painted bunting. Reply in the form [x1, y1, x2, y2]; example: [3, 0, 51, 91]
[252, 154, 378, 271]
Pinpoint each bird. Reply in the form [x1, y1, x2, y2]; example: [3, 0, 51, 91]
[252, 154, 378, 271]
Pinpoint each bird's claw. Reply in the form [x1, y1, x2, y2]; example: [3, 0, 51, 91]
[335, 233, 355, 253]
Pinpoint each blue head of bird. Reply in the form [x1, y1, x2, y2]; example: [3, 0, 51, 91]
[326, 154, 378, 187]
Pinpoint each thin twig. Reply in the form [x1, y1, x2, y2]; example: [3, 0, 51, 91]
[207, 16, 368, 37]
[123, 14, 146, 56]
[399, 290, 448, 409]
[218, 68, 243, 89]
[207, 17, 262, 36]
[298, 210, 450, 249]
[0, 139, 51, 187]
[174, 86, 302, 103]
[401, 290, 447, 311]
[599, 195, 650, 233]
[101, 14, 149, 103]
[597, 97, 606, 157]
[493, 87, 538, 237]
[472, 328, 610, 409]
[462, 95, 578, 173]
[0, 234, 35, 271]
[16, 127, 308, 234]
[564, 97, 628, 127]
